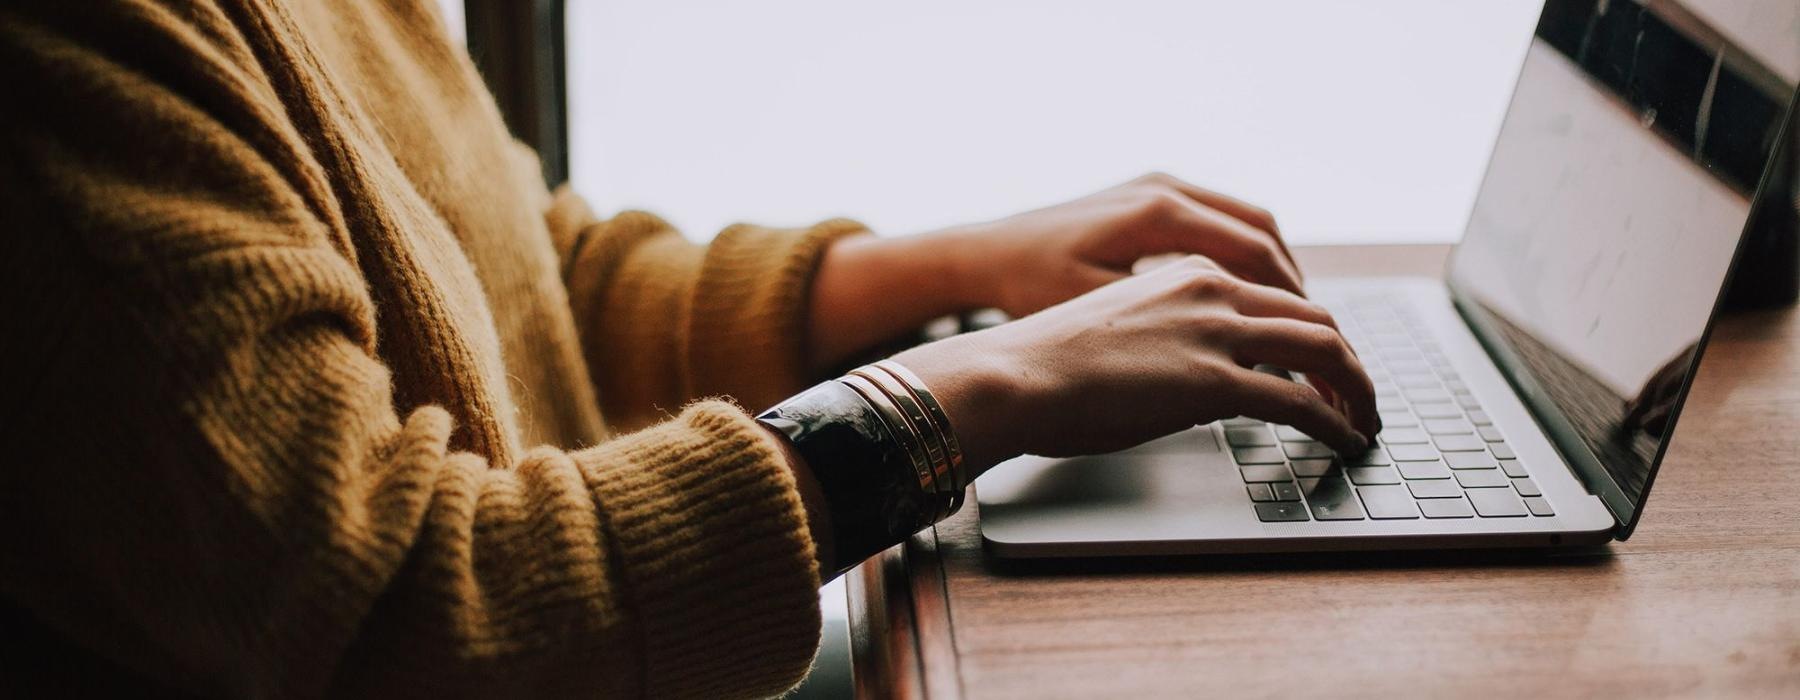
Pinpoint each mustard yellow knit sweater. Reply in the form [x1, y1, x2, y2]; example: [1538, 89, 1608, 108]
[0, 1, 862, 697]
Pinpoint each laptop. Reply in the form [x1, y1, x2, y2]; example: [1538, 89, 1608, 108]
[977, 0, 1800, 557]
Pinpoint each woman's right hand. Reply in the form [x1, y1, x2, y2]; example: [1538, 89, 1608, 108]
[891, 255, 1379, 477]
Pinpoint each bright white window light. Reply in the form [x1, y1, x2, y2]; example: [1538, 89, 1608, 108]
[567, 1, 1543, 244]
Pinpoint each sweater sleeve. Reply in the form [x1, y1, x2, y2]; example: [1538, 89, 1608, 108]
[545, 187, 869, 431]
[0, 5, 819, 699]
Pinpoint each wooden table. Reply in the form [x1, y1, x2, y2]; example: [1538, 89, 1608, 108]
[846, 245, 1800, 699]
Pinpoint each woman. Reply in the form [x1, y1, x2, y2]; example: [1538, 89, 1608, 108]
[0, 1, 1377, 697]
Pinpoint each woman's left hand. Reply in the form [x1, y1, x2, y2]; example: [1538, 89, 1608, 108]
[938, 172, 1303, 317]
[807, 172, 1304, 371]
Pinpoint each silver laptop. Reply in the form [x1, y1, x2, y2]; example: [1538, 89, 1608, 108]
[978, 0, 1799, 557]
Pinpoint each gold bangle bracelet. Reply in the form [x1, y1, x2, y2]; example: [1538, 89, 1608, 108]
[850, 366, 952, 495]
[872, 360, 965, 477]
[862, 362, 965, 525]
[872, 360, 965, 494]
[842, 373, 958, 525]
[837, 374, 936, 494]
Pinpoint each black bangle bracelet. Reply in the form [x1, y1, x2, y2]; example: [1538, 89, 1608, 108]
[757, 380, 957, 575]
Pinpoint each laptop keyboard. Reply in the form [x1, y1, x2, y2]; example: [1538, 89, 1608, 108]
[1227, 292, 1554, 522]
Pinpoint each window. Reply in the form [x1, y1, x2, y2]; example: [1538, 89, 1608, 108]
[566, 1, 1543, 244]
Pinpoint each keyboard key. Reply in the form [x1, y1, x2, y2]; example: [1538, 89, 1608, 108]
[1467, 488, 1529, 517]
[1381, 355, 1422, 370]
[1247, 483, 1275, 502]
[1357, 484, 1421, 519]
[1467, 410, 1492, 425]
[1445, 452, 1498, 469]
[1500, 459, 1529, 478]
[1491, 442, 1516, 460]
[1387, 444, 1441, 461]
[1397, 374, 1440, 389]
[1455, 469, 1510, 489]
[1445, 379, 1469, 394]
[1233, 447, 1287, 464]
[1348, 449, 1394, 466]
[1408, 479, 1464, 499]
[1255, 502, 1311, 522]
[1347, 466, 1402, 485]
[1378, 410, 1417, 427]
[1433, 435, 1487, 452]
[1419, 497, 1476, 518]
[1405, 388, 1452, 403]
[1303, 477, 1366, 520]
[1479, 426, 1506, 442]
[1242, 464, 1294, 482]
[1226, 427, 1276, 447]
[1274, 425, 1313, 442]
[1283, 442, 1337, 459]
[1271, 481, 1303, 502]
[1511, 477, 1542, 497]
[1376, 396, 1408, 412]
[1423, 419, 1473, 435]
[1523, 496, 1555, 517]
[1456, 394, 1483, 409]
[1387, 358, 1429, 372]
[1398, 460, 1452, 480]
[1415, 403, 1462, 419]
[1290, 458, 1336, 478]
[1379, 428, 1430, 444]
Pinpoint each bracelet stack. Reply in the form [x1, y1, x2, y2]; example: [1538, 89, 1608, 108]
[840, 361, 967, 522]
[755, 360, 967, 574]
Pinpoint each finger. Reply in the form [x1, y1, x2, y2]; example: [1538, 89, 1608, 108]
[1220, 281, 1367, 369]
[1229, 317, 1379, 438]
[1225, 366, 1368, 454]
[1144, 173, 1300, 282]
[1164, 263, 1349, 413]
[1131, 252, 1207, 276]
[1158, 198, 1307, 297]
[1219, 280, 1340, 334]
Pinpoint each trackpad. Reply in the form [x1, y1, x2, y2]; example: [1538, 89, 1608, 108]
[977, 426, 1224, 508]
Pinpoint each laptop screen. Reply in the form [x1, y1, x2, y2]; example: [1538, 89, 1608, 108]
[1445, 0, 1797, 535]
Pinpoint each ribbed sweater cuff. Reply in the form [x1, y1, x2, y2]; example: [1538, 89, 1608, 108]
[575, 400, 822, 698]
[689, 219, 869, 411]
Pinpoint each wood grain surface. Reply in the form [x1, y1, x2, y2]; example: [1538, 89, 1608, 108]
[848, 245, 1800, 699]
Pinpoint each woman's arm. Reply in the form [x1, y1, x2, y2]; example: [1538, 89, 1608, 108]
[551, 194, 867, 429]
[1, 8, 821, 697]
[806, 232, 984, 372]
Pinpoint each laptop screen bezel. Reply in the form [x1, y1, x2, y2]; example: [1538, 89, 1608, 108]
[1441, 67, 1796, 539]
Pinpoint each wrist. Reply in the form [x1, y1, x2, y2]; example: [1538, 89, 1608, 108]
[758, 379, 962, 575]
[921, 223, 1005, 312]
[809, 232, 985, 372]
[890, 333, 1024, 479]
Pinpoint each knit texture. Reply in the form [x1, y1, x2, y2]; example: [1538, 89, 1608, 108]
[0, 0, 864, 697]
